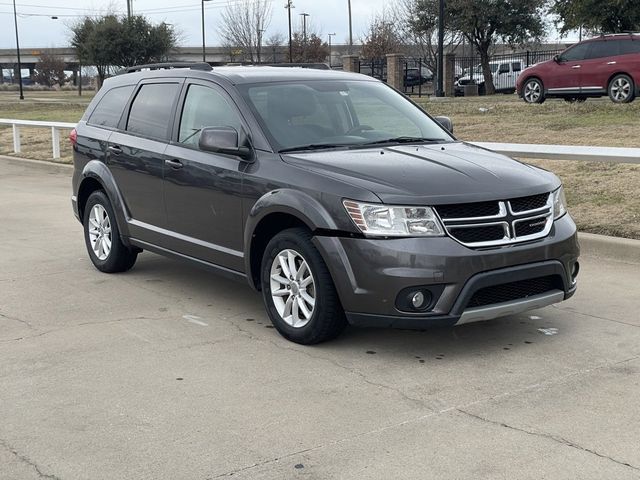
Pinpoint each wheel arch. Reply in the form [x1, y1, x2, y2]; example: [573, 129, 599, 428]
[78, 160, 131, 243]
[244, 189, 339, 291]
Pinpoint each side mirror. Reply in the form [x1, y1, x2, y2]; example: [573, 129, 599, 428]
[553, 54, 561, 63]
[198, 126, 253, 161]
[434, 116, 453, 134]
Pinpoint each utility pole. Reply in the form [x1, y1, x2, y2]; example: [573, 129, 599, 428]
[201, 0, 212, 62]
[328, 33, 336, 67]
[257, 29, 265, 63]
[348, 0, 353, 51]
[300, 13, 309, 43]
[285, 0, 294, 63]
[127, 0, 132, 18]
[435, 0, 445, 97]
[12, 0, 23, 100]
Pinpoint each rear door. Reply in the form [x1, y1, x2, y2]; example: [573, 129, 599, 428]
[579, 39, 619, 94]
[162, 80, 247, 271]
[545, 42, 591, 95]
[108, 79, 182, 239]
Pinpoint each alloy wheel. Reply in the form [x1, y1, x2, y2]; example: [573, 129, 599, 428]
[88, 204, 112, 261]
[524, 80, 541, 103]
[611, 77, 631, 102]
[269, 248, 316, 328]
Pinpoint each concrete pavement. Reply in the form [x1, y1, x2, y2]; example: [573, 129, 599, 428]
[1, 157, 639, 480]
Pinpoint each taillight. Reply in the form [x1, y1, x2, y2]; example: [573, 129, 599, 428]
[69, 128, 77, 147]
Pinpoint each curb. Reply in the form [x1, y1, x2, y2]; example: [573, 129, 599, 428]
[2, 155, 639, 264]
[578, 232, 640, 264]
[0, 155, 72, 174]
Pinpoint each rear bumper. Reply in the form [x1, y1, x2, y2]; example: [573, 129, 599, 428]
[313, 214, 579, 328]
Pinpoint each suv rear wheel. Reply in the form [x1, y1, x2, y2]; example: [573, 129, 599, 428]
[83, 191, 138, 273]
[261, 228, 346, 344]
[523, 78, 545, 104]
[608, 74, 635, 103]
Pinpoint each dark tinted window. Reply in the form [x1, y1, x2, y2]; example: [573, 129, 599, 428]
[498, 63, 509, 74]
[512, 62, 522, 72]
[619, 39, 640, 55]
[88, 85, 134, 128]
[586, 40, 616, 59]
[127, 83, 180, 140]
[561, 42, 591, 61]
[178, 84, 243, 146]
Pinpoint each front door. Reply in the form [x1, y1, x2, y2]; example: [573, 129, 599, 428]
[163, 81, 247, 272]
[546, 42, 591, 95]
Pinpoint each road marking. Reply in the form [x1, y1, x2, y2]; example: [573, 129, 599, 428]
[537, 327, 559, 336]
[182, 315, 208, 326]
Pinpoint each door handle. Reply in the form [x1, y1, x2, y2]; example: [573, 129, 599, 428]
[607, 61, 617, 65]
[107, 145, 122, 155]
[165, 159, 183, 169]
[571, 65, 581, 69]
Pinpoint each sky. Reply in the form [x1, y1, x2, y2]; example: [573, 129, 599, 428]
[0, 0, 387, 49]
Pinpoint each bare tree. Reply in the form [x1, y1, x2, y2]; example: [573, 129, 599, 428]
[361, 10, 404, 61]
[34, 51, 67, 87]
[218, 0, 272, 63]
[266, 32, 286, 63]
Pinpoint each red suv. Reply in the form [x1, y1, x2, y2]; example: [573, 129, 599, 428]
[517, 34, 640, 104]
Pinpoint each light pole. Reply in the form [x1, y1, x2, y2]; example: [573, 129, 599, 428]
[328, 33, 336, 67]
[201, 0, 212, 63]
[347, 0, 353, 51]
[300, 13, 310, 43]
[435, 0, 445, 97]
[257, 29, 265, 64]
[12, 0, 23, 100]
[285, 0, 294, 63]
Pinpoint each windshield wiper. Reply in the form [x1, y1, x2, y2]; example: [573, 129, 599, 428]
[358, 136, 447, 146]
[278, 143, 351, 153]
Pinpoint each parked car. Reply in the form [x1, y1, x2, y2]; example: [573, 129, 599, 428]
[71, 63, 579, 344]
[517, 34, 640, 104]
[456, 60, 523, 95]
[404, 66, 433, 87]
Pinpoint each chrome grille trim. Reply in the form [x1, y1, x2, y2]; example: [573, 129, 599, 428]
[435, 193, 553, 248]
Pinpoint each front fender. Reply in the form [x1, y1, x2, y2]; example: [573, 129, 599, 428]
[243, 189, 341, 288]
[80, 160, 131, 242]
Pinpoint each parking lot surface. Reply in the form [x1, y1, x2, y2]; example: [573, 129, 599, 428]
[1, 157, 640, 480]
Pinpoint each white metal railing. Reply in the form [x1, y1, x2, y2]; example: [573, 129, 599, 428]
[1, 118, 639, 164]
[0, 119, 76, 160]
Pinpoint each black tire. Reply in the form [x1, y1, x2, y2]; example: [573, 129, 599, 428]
[608, 74, 635, 103]
[261, 228, 347, 344]
[83, 190, 138, 273]
[522, 78, 545, 104]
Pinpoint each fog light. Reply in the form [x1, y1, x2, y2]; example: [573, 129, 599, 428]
[411, 291, 426, 309]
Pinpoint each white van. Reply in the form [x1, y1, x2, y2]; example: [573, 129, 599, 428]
[455, 60, 523, 95]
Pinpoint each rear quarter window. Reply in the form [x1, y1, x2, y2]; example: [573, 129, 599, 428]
[126, 83, 181, 140]
[87, 85, 135, 129]
[619, 40, 640, 55]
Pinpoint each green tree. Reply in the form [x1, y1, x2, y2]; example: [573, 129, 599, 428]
[413, 0, 545, 94]
[551, 0, 640, 35]
[70, 15, 177, 88]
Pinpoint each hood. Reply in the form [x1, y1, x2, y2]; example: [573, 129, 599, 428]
[282, 142, 559, 205]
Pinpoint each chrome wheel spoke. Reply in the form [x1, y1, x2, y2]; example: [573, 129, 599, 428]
[297, 297, 312, 319]
[88, 204, 112, 261]
[269, 248, 316, 328]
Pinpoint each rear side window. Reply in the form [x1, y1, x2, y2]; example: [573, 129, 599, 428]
[511, 62, 522, 72]
[619, 40, 640, 55]
[586, 40, 616, 59]
[87, 85, 134, 128]
[126, 83, 180, 140]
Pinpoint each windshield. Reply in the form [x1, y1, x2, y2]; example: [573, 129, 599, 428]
[239, 80, 453, 152]
[473, 64, 499, 74]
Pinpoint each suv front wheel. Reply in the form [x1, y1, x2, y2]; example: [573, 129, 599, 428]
[261, 228, 346, 344]
[522, 78, 545, 104]
[83, 190, 138, 273]
[608, 74, 635, 103]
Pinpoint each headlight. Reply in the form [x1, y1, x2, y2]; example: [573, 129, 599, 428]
[343, 200, 444, 237]
[552, 186, 567, 219]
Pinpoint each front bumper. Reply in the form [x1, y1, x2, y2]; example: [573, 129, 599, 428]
[313, 214, 579, 328]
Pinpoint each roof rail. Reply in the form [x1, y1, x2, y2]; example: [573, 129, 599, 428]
[117, 62, 213, 75]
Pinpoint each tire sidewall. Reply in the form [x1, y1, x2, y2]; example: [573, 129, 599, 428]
[261, 230, 335, 343]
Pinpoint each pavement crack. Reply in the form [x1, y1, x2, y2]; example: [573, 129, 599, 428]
[456, 409, 640, 472]
[0, 438, 62, 479]
[0, 311, 33, 329]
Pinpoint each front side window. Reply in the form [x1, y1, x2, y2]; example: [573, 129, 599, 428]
[88, 85, 135, 128]
[561, 42, 591, 62]
[178, 84, 243, 146]
[512, 62, 522, 72]
[241, 80, 453, 152]
[126, 83, 180, 140]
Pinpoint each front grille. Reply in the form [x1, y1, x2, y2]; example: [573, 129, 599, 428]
[510, 193, 549, 212]
[515, 216, 547, 237]
[435, 201, 500, 219]
[466, 275, 563, 309]
[449, 225, 505, 244]
[435, 192, 553, 247]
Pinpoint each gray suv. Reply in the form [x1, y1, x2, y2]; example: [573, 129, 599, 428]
[71, 63, 579, 344]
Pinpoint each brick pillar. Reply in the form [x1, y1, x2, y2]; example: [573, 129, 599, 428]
[386, 53, 404, 91]
[444, 53, 456, 97]
[342, 55, 359, 73]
